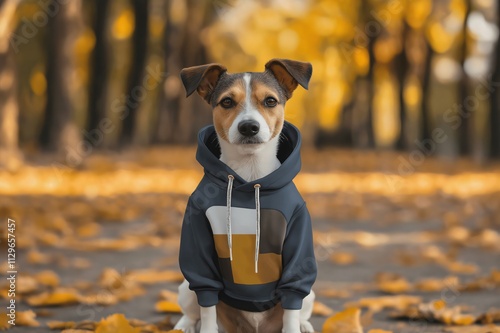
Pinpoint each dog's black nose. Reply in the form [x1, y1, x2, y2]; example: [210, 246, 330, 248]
[238, 120, 260, 137]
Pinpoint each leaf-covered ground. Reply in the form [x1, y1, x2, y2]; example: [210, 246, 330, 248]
[1, 149, 499, 332]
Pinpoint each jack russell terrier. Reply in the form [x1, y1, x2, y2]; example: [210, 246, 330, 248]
[175, 59, 317, 333]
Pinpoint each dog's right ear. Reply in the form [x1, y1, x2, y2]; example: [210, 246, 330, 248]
[180, 64, 227, 103]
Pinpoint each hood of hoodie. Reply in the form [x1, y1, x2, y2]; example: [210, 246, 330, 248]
[196, 121, 302, 192]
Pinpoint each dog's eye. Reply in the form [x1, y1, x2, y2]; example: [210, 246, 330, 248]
[264, 97, 278, 108]
[219, 98, 234, 109]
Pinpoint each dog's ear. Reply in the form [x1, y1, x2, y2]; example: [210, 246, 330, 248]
[265, 59, 312, 99]
[180, 63, 227, 103]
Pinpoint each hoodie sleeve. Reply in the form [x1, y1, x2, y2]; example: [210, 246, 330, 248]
[278, 202, 317, 310]
[179, 197, 223, 307]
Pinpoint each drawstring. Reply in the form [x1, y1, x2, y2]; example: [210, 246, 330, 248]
[254, 184, 261, 273]
[225, 175, 261, 274]
[227, 175, 234, 261]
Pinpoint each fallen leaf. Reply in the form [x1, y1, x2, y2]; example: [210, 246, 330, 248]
[27, 250, 52, 264]
[79, 293, 119, 306]
[155, 301, 182, 313]
[0, 312, 12, 330]
[330, 252, 356, 265]
[375, 272, 412, 294]
[27, 288, 81, 307]
[127, 269, 184, 284]
[95, 314, 141, 333]
[159, 289, 179, 302]
[35, 270, 60, 287]
[444, 261, 479, 274]
[323, 307, 363, 333]
[390, 300, 477, 326]
[17, 275, 39, 294]
[414, 276, 459, 292]
[312, 301, 334, 316]
[346, 295, 422, 312]
[367, 330, 393, 333]
[16, 310, 40, 327]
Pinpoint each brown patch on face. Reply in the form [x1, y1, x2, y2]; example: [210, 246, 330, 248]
[251, 80, 285, 140]
[212, 78, 246, 142]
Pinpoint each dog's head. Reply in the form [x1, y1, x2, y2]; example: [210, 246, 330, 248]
[180, 59, 312, 146]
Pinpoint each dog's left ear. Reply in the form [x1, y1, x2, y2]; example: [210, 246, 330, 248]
[180, 63, 227, 103]
[265, 59, 313, 99]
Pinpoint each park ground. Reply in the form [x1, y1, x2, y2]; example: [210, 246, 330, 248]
[1, 148, 499, 332]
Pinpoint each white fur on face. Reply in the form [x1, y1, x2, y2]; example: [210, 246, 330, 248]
[227, 74, 272, 145]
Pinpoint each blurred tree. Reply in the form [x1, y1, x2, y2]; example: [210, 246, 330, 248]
[87, 0, 111, 134]
[39, 0, 84, 153]
[421, 40, 433, 142]
[154, 0, 213, 144]
[458, 0, 471, 156]
[119, 0, 149, 146]
[0, 0, 22, 169]
[491, 2, 500, 159]
[395, 22, 409, 150]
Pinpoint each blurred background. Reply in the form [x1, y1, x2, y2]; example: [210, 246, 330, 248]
[1, 0, 500, 332]
[0, 0, 499, 166]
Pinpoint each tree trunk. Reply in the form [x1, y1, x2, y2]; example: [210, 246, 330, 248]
[490, 2, 500, 159]
[421, 42, 434, 142]
[119, 0, 149, 146]
[459, 0, 471, 156]
[365, 28, 376, 148]
[39, 0, 83, 154]
[0, 0, 22, 169]
[395, 22, 409, 150]
[153, 0, 181, 144]
[154, 0, 214, 144]
[86, 0, 110, 136]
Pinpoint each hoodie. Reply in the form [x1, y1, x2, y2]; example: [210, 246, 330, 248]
[179, 121, 317, 312]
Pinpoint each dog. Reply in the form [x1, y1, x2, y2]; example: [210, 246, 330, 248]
[174, 59, 317, 333]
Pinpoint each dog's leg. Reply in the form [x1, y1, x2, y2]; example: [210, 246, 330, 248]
[200, 306, 219, 332]
[282, 309, 300, 333]
[174, 280, 200, 333]
[281, 291, 315, 333]
[299, 291, 315, 333]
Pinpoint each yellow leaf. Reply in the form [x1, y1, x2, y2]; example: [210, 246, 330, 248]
[312, 301, 334, 317]
[27, 288, 80, 307]
[330, 252, 356, 265]
[346, 295, 422, 312]
[322, 307, 363, 333]
[95, 314, 141, 333]
[35, 270, 60, 287]
[155, 300, 182, 313]
[16, 310, 40, 327]
[127, 269, 184, 284]
[159, 289, 179, 302]
[0, 312, 12, 330]
[368, 330, 393, 333]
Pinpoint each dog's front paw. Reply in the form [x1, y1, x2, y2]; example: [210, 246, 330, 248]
[174, 315, 198, 333]
[300, 320, 314, 333]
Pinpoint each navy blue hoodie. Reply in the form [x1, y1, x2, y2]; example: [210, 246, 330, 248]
[179, 121, 317, 312]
